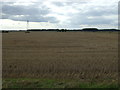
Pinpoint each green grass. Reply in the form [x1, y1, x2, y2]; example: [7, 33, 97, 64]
[2, 78, 118, 88]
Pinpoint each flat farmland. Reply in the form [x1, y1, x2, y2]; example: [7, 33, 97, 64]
[2, 31, 118, 88]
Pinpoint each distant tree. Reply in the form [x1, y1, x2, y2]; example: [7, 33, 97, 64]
[82, 28, 98, 31]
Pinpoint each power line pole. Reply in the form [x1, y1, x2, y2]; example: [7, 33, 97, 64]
[27, 20, 29, 30]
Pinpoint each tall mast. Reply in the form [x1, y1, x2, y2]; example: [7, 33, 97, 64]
[27, 20, 29, 30]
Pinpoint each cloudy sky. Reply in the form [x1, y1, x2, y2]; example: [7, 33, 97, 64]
[0, 0, 119, 30]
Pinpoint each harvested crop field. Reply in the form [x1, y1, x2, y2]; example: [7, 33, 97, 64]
[2, 31, 118, 88]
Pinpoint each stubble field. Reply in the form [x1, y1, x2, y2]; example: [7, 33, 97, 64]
[2, 31, 118, 88]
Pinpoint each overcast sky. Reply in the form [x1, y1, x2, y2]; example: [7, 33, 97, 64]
[0, 0, 119, 30]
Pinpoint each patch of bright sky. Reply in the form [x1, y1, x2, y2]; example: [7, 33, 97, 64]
[0, 19, 59, 30]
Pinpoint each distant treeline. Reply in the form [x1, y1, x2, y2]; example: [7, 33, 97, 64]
[1, 28, 120, 33]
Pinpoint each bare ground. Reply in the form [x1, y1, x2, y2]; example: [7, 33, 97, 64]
[2, 31, 118, 83]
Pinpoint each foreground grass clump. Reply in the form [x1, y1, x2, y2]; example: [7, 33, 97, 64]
[3, 78, 118, 88]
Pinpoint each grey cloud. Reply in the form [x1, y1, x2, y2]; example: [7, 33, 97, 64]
[53, 2, 65, 7]
[1, 2, 59, 23]
[2, 14, 58, 23]
[2, 5, 26, 15]
[2, 4, 49, 15]
[85, 6, 117, 16]
[70, 15, 112, 25]
[52, 1, 88, 8]
[65, 4, 117, 28]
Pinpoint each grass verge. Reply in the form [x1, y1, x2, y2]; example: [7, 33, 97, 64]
[2, 78, 118, 88]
